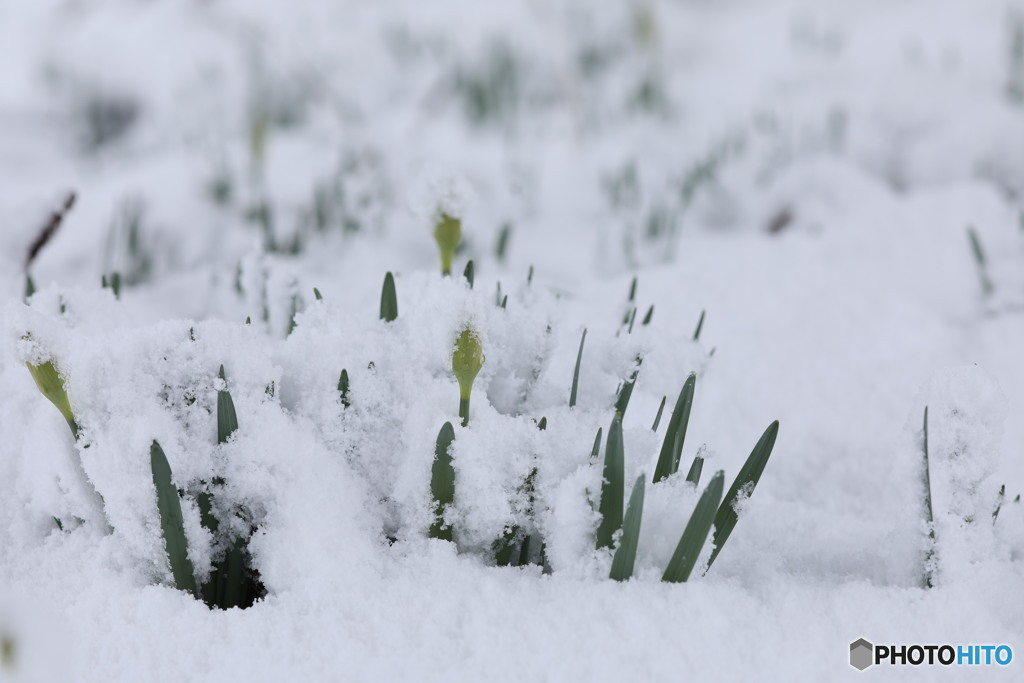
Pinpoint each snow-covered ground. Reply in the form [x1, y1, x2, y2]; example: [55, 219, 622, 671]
[2, 1, 1023, 681]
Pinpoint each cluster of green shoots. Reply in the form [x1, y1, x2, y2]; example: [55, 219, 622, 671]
[25, 209, 778, 598]
[26, 352, 262, 609]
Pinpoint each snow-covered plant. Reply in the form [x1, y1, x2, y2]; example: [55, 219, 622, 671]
[25, 357, 77, 439]
[452, 326, 484, 426]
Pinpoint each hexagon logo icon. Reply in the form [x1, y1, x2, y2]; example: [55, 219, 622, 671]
[850, 638, 874, 671]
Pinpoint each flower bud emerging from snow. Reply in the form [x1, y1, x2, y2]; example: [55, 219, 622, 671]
[25, 359, 77, 437]
[434, 213, 462, 276]
[452, 326, 484, 425]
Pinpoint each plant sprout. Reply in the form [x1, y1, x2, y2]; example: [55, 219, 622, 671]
[434, 213, 462, 276]
[452, 327, 484, 426]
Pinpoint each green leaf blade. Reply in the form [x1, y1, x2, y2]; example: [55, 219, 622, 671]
[596, 416, 625, 550]
[150, 440, 197, 597]
[570, 329, 586, 408]
[653, 373, 696, 483]
[707, 420, 779, 569]
[380, 271, 398, 321]
[217, 365, 238, 445]
[430, 422, 457, 541]
[610, 475, 645, 581]
[662, 470, 724, 583]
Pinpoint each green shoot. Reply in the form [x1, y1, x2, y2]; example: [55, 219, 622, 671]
[24, 274, 35, 302]
[921, 407, 936, 588]
[150, 440, 197, 597]
[651, 396, 666, 431]
[967, 227, 993, 296]
[313, 287, 323, 301]
[614, 358, 642, 417]
[591, 428, 603, 460]
[217, 365, 238, 444]
[993, 484, 1006, 525]
[662, 470, 724, 583]
[610, 475, 645, 581]
[653, 373, 696, 483]
[434, 213, 462, 276]
[495, 223, 512, 262]
[596, 416, 625, 549]
[693, 310, 706, 341]
[339, 369, 350, 408]
[452, 327, 485, 426]
[463, 260, 475, 289]
[430, 422, 457, 541]
[642, 305, 654, 326]
[569, 329, 587, 408]
[707, 420, 779, 570]
[685, 449, 705, 486]
[380, 272, 398, 322]
[26, 359, 78, 438]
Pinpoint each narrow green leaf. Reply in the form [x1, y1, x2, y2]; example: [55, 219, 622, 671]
[500, 295, 508, 309]
[527, 265, 534, 285]
[993, 484, 1006, 525]
[967, 227, 993, 296]
[627, 307, 638, 334]
[685, 454, 704, 486]
[596, 416, 625, 550]
[628, 276, 638, 302]
[537, 416, 547, 431]
[223, 538, 245, 609]
[24, 275, 35, 302]
[217, 365, 238, 445]
[463, 260, 475, 289]
[653, 373, 696, 483]
[313, 287, 323, 301]
[692, 310, 706, 341]
[662, 470, 724, 583]
[591, 428, 603, 459]
[495, 223, 512, 262]
[494, 526, 520, 566]
[569, 329, 587, 408]
[614, 359, 642, 418]
[707, 420, 779, 569]
[338, 369, 350, 408]
[380, 271, 398, 322]
[610, 475, 645, 581]
[111, 272, 121, 299]
[651, 396, 666, 431]
[921, 407, 936, 588]
[430, 422, 457, 541]
[150, 440, 197, 596]
[642, 305, 654, 326]
[518, 535, 533, 566]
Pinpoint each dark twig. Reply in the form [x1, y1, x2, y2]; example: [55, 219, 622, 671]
[26, 192, 76, 268]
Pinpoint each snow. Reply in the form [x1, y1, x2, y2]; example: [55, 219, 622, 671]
[2, 0, 1024, 681]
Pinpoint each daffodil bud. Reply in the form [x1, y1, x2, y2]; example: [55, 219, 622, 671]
[26, 359, 77, 437]
[452, 327, 484, 425]
[434, 212, 462, 276]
